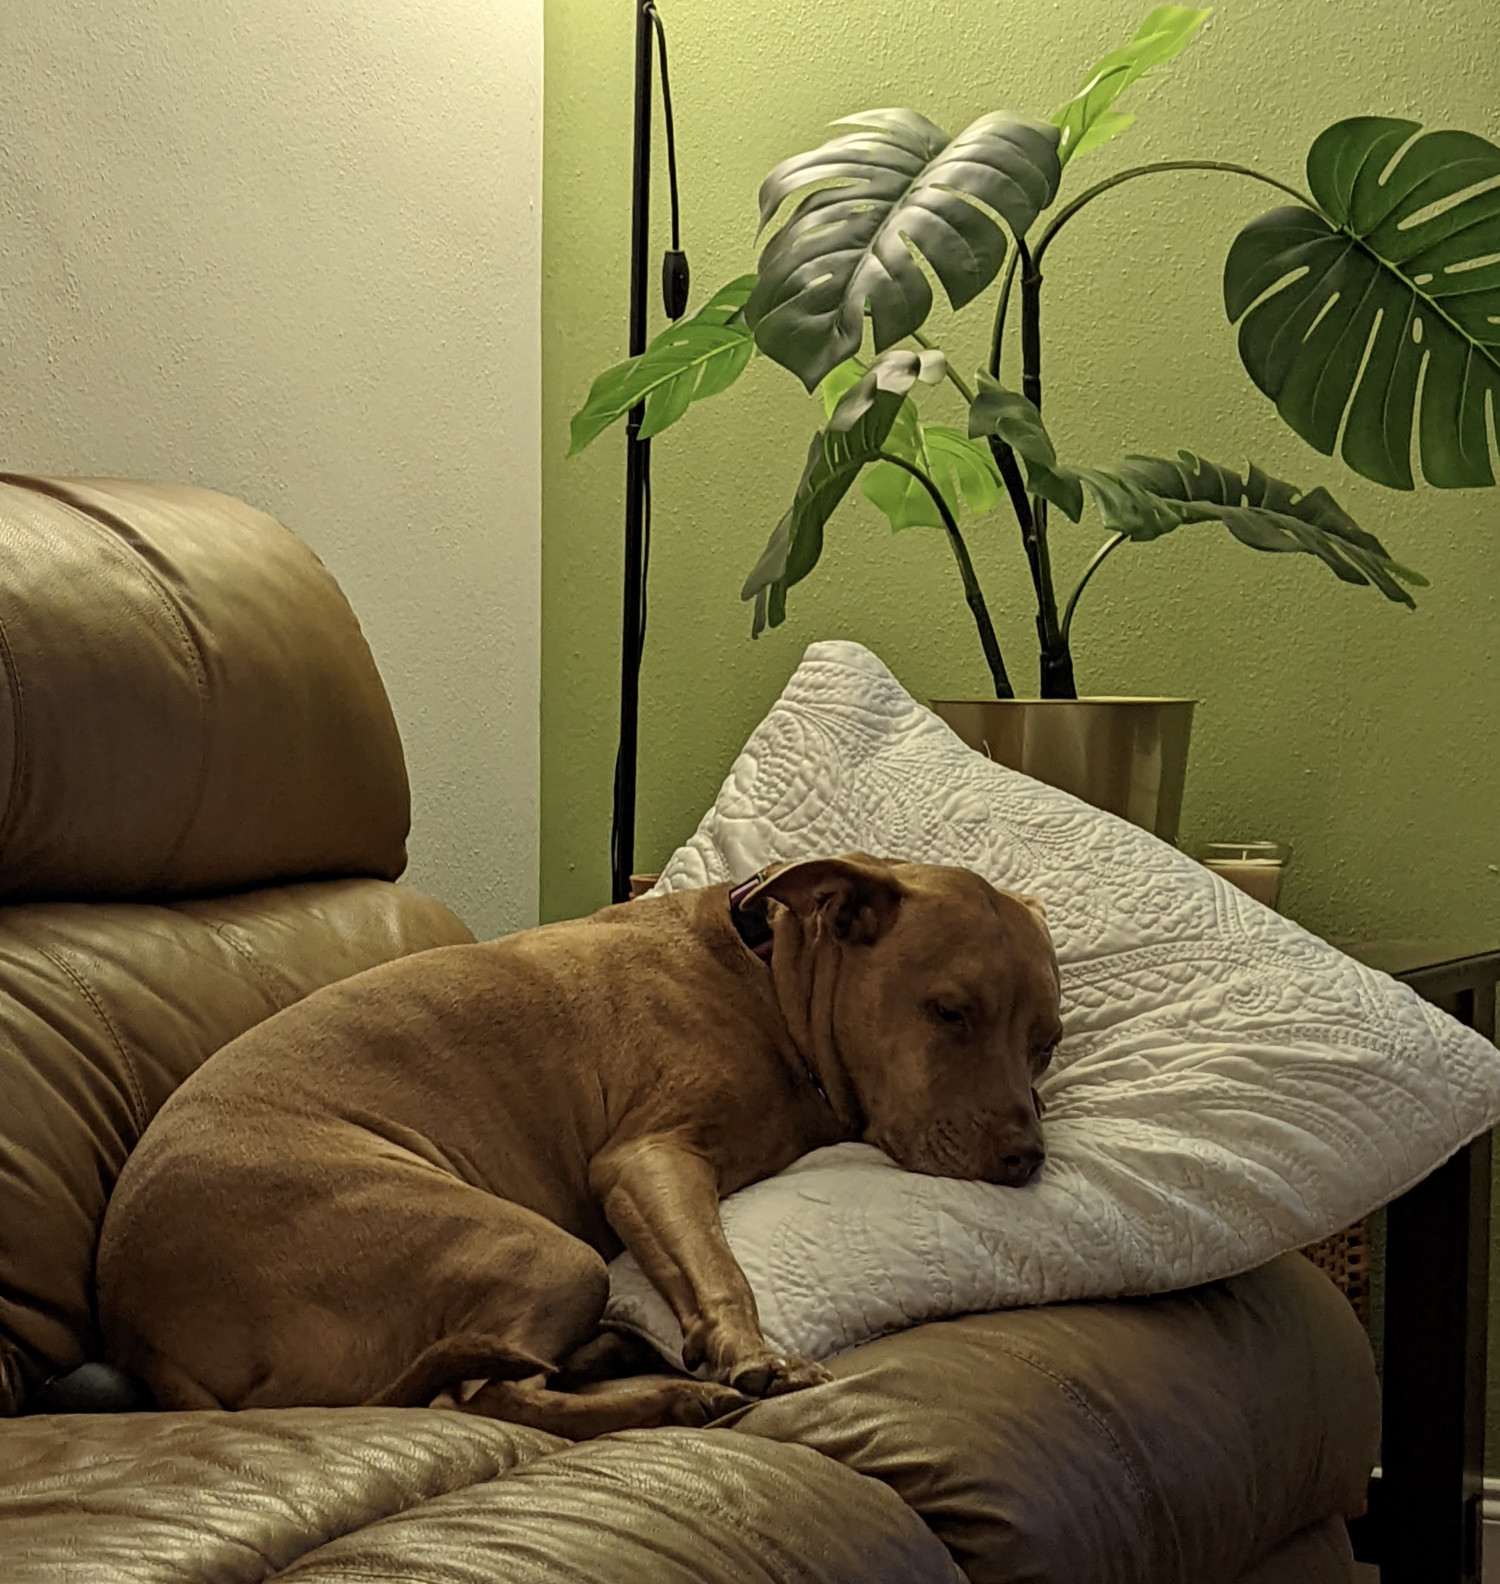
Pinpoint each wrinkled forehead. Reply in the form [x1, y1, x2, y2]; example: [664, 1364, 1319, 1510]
[891, 865, 1057, 975]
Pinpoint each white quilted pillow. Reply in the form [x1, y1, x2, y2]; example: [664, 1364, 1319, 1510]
[604, 640, 1500, 1368]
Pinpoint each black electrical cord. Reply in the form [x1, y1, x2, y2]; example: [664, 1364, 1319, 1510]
[637, 0, 676, 684]
[648, 3, 690, 319]
[610, 0, 686, 903]
[637, 467, 652, 714]
[647, 5, 681, 250]
[610, 464, 652, 900]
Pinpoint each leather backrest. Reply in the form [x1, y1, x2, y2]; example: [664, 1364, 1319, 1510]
[0, 475, 411, 901]
[0, 883, 473, 1412]
[0, 480, 477, 1413]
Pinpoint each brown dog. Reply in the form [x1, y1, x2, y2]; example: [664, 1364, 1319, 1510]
[97, 854, 1061, 1437]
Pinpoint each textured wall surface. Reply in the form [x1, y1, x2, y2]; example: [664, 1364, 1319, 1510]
[543, 0, 1497, 945]
[0, 0, 542, 941]
[544, 0, 1499, 1467]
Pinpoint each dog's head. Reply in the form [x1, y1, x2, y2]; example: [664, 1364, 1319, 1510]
[747, 854, 1061, 1186]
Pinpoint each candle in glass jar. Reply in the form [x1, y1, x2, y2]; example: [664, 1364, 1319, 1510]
[1198, 842, 1292, 912]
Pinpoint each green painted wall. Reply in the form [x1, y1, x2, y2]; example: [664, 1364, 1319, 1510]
[545, 0, 1500, 1467]
[543, 0, 1497, 944]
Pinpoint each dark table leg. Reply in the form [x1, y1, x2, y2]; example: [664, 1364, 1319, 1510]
[1374, 1129, 1491, 1581]
[1338, 955, 1498, 1579]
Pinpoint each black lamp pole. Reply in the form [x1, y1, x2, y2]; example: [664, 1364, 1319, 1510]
[611, 0, 655, 905]
[613, 0, 688, 902]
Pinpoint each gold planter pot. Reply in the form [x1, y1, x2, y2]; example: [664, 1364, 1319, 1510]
[929, 697, 1197, 844]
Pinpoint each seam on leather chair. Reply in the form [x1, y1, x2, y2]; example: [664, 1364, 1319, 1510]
[25, 481, 216, 891]
[57, 481, 213, 887]
[194, 917, 294, 1013]
[426, 1430, 959, 1584]
[0, 609, 27, 868]
[243, 1430, 581, 1583]
[962, 1335, 1155, 1517]
[580, 1436, 813, 1560]
[36, 940, 147, 1131]
[268, 1571, 414, 1583]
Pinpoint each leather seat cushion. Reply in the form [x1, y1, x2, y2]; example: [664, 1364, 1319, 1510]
[272, 1430, 962, 1584]
[0, 1408, 561, 1583]
[0, 1256, 1374, 1583]
[1235, 1517, 1361, 1584]
[0, 1409, 962, 1584]
[727, 1251, 1377, 1584]
[0, 880, 471, 1410]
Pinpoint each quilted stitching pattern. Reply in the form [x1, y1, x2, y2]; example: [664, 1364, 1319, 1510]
[604, 641, 1500, 1364]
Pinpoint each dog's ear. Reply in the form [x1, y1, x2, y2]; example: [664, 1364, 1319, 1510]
[1013, 892, 1047, 926]
[744, 854, 903, 946]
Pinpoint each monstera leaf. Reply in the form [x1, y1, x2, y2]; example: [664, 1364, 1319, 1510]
[971, 377, 1422, 604]
[745, 109, 1062, 391]
[568, 276, 757, 454]
[1052, 6, 1211, 167]
[741, 350, 945, 632]
[1115, 453, 1426, 604]
[967, 371, 1086, 520]
[863, 426, 1004, 531]
[819, 361, 1004, 530]
[1226, 118, 1500, 490]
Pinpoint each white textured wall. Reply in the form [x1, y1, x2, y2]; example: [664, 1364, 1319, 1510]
[0, 0, 542, 940]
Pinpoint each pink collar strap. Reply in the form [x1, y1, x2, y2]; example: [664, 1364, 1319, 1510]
[728, 870, 775, 964]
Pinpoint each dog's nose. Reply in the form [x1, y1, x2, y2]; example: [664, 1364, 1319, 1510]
[992, 1145, 1044, 1186]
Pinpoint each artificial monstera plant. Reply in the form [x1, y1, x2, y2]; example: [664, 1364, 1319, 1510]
[571, 7, 1500, 699]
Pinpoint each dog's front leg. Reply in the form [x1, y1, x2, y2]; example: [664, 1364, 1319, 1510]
[590, 1136, 831, 1398]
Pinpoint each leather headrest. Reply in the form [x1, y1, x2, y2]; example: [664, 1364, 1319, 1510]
[0, 476, 410, 900]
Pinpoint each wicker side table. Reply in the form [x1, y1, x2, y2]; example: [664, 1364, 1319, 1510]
[1301, 1219, 1373, 1328]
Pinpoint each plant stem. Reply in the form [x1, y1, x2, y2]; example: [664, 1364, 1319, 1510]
[1061, 532, 1128, 642]
[910, 329, 974, 404]
[876, 451, 1014, 700]
[988, 248, 1023, 379]
[988, 437, 1034, 540]
[1019, 245, 1043, 413]
[1009, 160, 1308, 692]
[1032, 161, 1313, 269]
[985, 163, 1308, 699]
[1016, 249, 1075, 699]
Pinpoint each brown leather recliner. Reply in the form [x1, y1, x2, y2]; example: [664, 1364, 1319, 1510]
[0, 476, 1379, 1583]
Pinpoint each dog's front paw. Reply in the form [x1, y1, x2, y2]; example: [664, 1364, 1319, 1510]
[727, 1351, 833, 1399]
[681, 1315, 832, 1399]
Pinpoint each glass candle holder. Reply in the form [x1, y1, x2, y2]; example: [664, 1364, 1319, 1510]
[1198, 840, 1292, 911]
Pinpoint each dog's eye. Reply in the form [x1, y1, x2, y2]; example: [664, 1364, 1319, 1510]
[928, 1001, 967, 1029]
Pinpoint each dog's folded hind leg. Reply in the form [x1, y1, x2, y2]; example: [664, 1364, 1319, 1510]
[455, 1373, 749, 1437]
[368, 1204, 616, 1411]
[551, 1328, 667, 1388]
[365, 1333, 552, 1409]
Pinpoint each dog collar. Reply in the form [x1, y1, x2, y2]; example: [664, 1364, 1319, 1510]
[728, 871, 832, 1110]
[728, 871, 775, 964]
